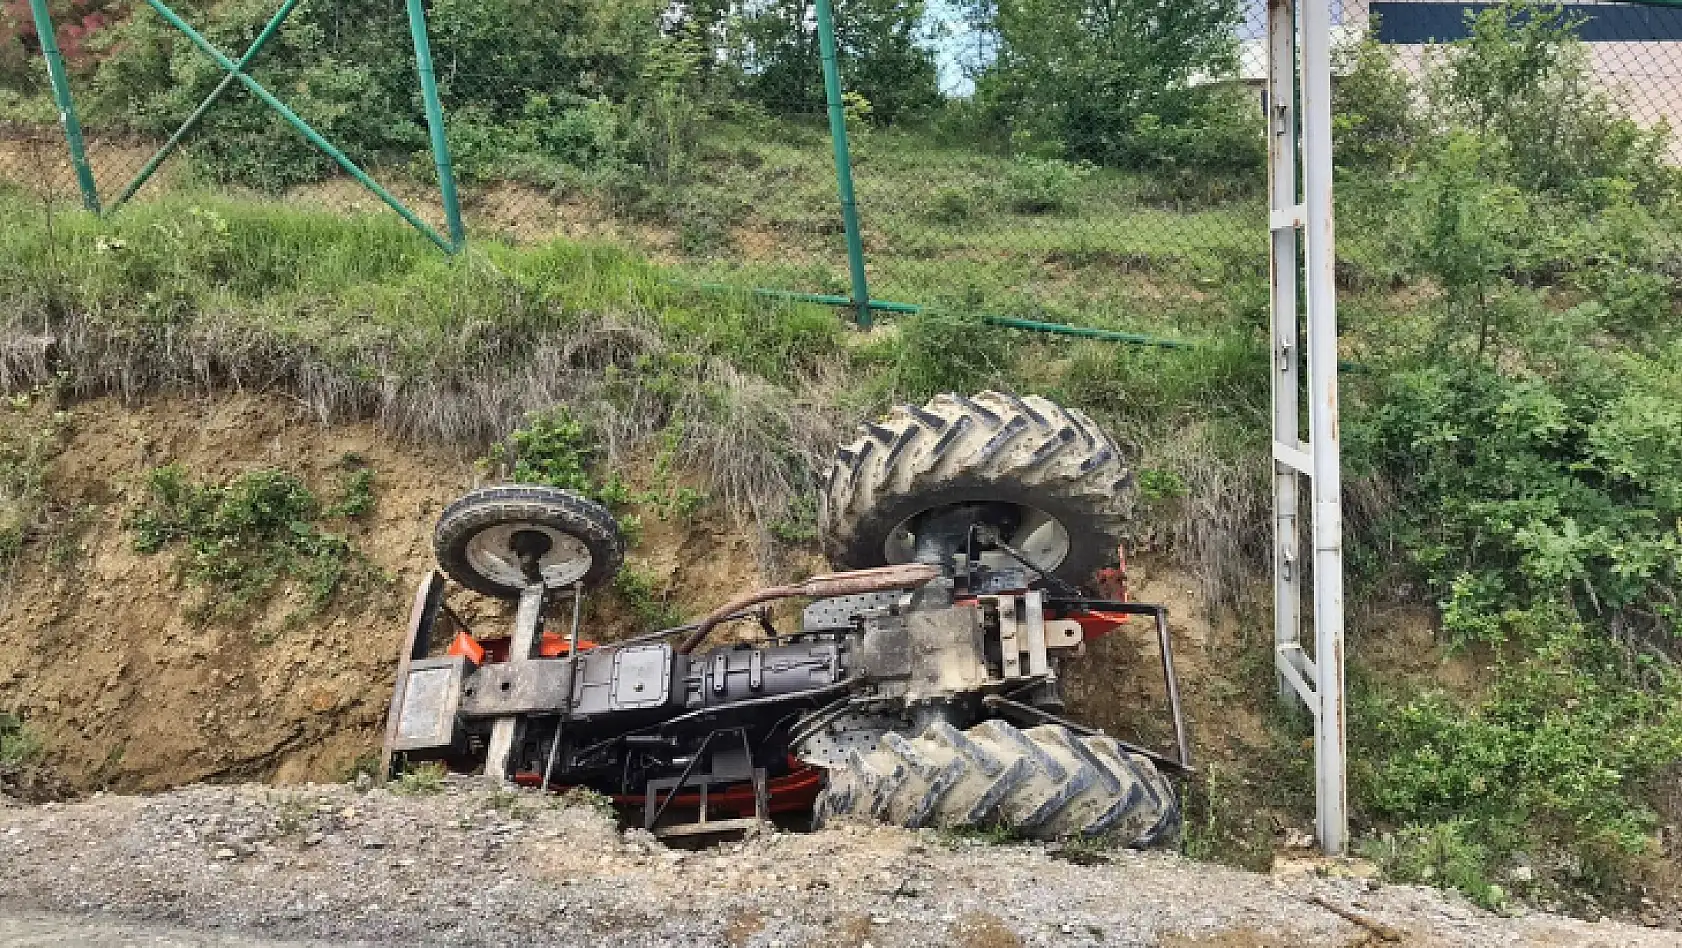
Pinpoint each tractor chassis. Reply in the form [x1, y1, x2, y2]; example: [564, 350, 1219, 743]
[379, 569, 1193, 840]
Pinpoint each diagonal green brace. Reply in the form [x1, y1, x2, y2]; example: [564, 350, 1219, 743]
[112, 0, 302, 212]
[142, 0, 454, 252]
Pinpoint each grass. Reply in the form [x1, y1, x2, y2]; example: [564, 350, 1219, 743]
[0, 392, 71, 568]
[125, 463, 376, 621]
[392, 761, 448, 794]
[0, 713, 43, 767]
[0, 184, 1270, 577]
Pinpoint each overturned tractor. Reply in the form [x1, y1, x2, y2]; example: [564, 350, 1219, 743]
[382, 391, 1189, 842]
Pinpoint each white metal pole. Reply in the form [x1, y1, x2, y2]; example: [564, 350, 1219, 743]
[1297, 0, 1349, 856]
[1266, 0, 1303, 704]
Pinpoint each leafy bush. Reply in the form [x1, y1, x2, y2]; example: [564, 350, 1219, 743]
[1362, 820, 1505, 909]
[1340, 2, 1682, 904]
[494, 407, 641, 516]
[87, 0, 425, 190]
[925, 185, 979, 224]
[0, 712, 42, 766]
[84, 0, 666, 189]
[126, 464, 373, 618]
[1351, 344, 1682, 648]
[0, 397, 70, 564]
[1333, 36, 1423, 172]
[971, 0, 1260, 182]
[1003, 157, 1089, 215]
[857, 309, 1010, 403]
[1424, 1, 1674, 201]
[735, 0, 940, 122]
[1355, 618, 1682, 901]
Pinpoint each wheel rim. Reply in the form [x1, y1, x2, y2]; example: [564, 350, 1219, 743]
[883, 503, 1072, 573]
[463, 522, 594, 590]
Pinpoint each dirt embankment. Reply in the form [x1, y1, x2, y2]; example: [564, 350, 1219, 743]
[0, 392, 769, 792]
[0, 390, 1287, 798]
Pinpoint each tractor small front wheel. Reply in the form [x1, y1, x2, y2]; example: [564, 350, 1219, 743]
[433, 485, 624, 599]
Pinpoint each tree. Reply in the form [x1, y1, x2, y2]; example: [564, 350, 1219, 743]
[968, 0, 1258, 177]
[1426, 1, 1671, 200]
[735, 0, 940, 122]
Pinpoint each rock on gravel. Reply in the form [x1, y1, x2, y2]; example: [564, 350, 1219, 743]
[0, 782, 1672, 947]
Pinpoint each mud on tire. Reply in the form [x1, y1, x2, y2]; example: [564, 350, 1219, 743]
[434, 485, 624, 599]
[820, 391, 1133, 587]
[816, 720, 1180, 846]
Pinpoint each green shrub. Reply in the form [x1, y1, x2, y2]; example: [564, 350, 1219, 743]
[1333, 36, 1423, 172]
[925, 186, 980, 225]
[973, 0, 1254, 182]
[126, 464, 373, 618]
[85, 0, 666, 189]
[0, 713, 42, 767]
[856, 309, 1010, 404]
[1362, 821, 1505, 909]
[1003, 157, 1090, 215]
[0, 403, 69, 563]
[612, 565, 683, 630]
[393, 761, 447, 794]
[1426, 1, 1675, 201]
[1354, 618, 1682, 900]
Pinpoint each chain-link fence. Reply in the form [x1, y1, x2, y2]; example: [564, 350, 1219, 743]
[3, 0, 1681, 333]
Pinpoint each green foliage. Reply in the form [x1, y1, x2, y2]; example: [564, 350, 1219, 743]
[496, 407, 715, 525]
[1362, 821, 1505, 910]
[0, 400, 70, 564]
[0, 712, 42, 767]
[85, 0, 666, 190]
[1351, 343, 1682, 647]
[1425, 2, 1674, 201]
[736, 0, 940, 122]
[612, 564, 683, 630]
[1003, 157, 1089, 215]
[328, 466, 376, 519]
[1334, 1, 1682, 906]
[769, 493, 819, 543]
[854, 309, 1010, 404]
[1333, 36, 1423, 172]
[502, 408, 603, 497]
[1353, 619, 1682, 900]
[392, 761, 447, 794]
[924, 185, 979, 225]
[87, 0, 424, 190]
[970, 0, 1260, 183]
[126, 464, 373, 619]
[555, 786, 616, 818]
[1181, 762, 1274, 871]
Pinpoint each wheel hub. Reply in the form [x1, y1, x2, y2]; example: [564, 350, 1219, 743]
[464, 522, 594, 590]
[884, 502, 1073, 574]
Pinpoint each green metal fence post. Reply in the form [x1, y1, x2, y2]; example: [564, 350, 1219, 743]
[28, 0, 100, 213]
[406, 0, 464, 250]
[814, 0, 872, 328]
[111, 0, 303, 212]
[143, 0, 454, 252]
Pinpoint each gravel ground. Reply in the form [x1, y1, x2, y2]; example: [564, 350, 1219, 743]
[0, 908, 343, 946]
[0, 781, 1670, 948]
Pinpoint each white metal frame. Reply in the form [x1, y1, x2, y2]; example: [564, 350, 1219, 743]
[1265, 0, 1349, 855]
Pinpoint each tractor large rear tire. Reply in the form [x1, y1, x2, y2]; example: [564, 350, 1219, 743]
[816, 720, 1180, 846]
[821, 391, 1133, 588]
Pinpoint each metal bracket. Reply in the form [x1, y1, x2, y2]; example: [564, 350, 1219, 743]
[484, 583, 546, 782]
